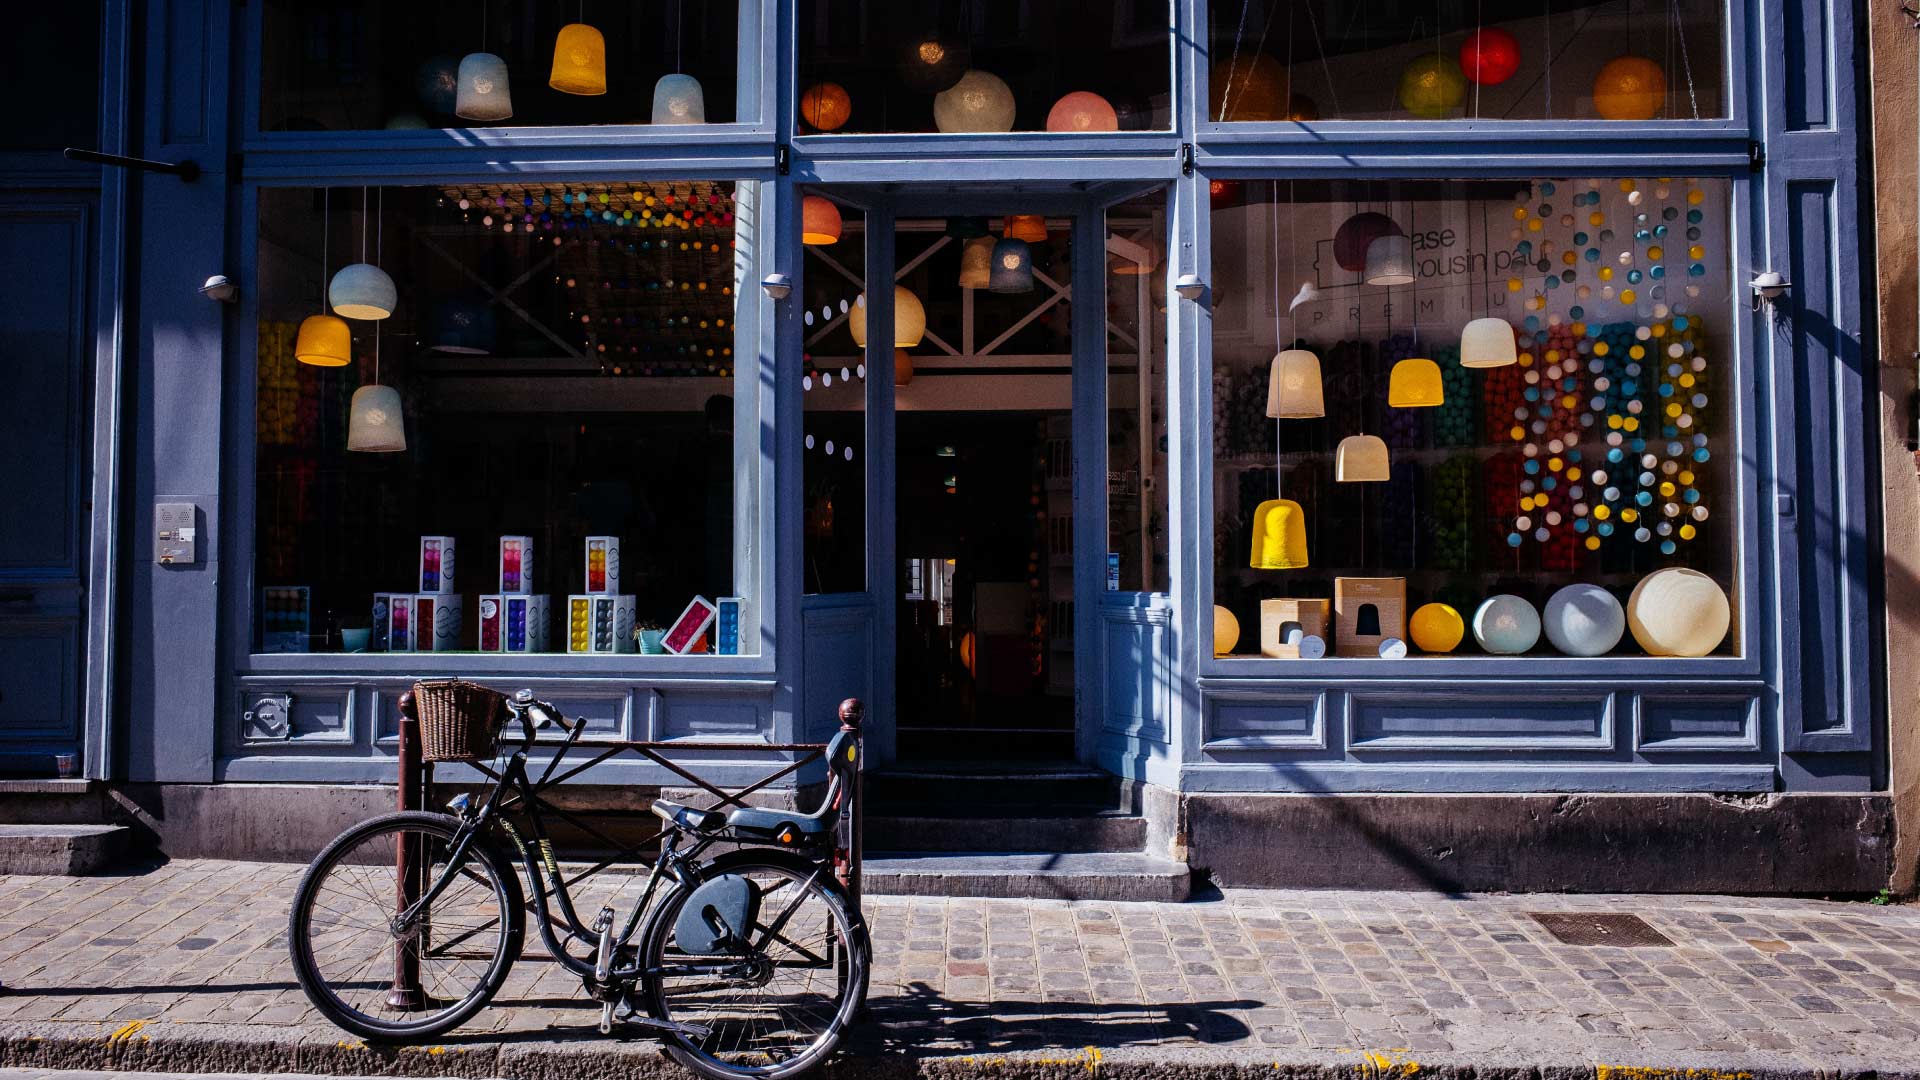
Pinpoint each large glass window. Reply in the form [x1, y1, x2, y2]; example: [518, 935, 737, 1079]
[259, 0, 740, 132]
[253, 181, 753, 657]
[1108, 194, 1171, 593]
[1210, 177, 1737, 660]
[1207, 0, 1726, 122]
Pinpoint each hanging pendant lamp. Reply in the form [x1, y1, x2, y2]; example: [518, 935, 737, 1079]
[1249, 498, 1309, 569]
[296, 188, 351, 367]
[1046, 91, 1118, 132]
[933, 70, 1016, 133]
[1364, 234, 1414, 286]
[653, 73, 707, 124]
[802, 196, 843, 245]
[1388, 357, 1444, 407]
[1004, 215, 1048, 243]
[957, 236, 994, 289]
[1336, 435, 1391, 481]
[455, 53, 513, 121]
[894, 348, 915, 387]
[1460, 316, 1519, 368]
[1266, 350, 1324, 418]
[988, 238, 1035, 293]
[900, 32, 970, 92]
[848, 286, 927, 348]
[328, 188, 396, 320]
[550, 19, 608, 96]
[431, 293, 498, 354]
[347, 325, 406, 453]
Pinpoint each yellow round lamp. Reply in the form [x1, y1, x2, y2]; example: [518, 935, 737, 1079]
[894, 348, 914, 387]
[802, 195, 842, 245]
[1388, 357, 1444, 407]
[1593, 56, 1666, 120]
[1045, 91, 1118, 132]
[1461, 317, 1519, 368]
[800, 81, 853, 131]
[1627, 567, 1730, 656]
[1004, 214, 1048, 243]
[549, 23, 608, 96]
[1248, 498, 1308, 570]
[957, 236, 994, 289]
[848, 286, 926, 348]
[1267, 349, 1324, 418]
[1209, 52, 1287, 121]
[1409, 603, 1465, 653]
[1336, 434, 1391, 481]
[933, 70, 1017, 133]
[295, 313, 352, 367]
[1398, 54, 1467, 118]
[1213, 605, 1241, 656]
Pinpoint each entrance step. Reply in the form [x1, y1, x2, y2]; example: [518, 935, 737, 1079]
[866, 762, 1124, 810]
[0, 823, 130, 875]
[896, 728, 1075, 761]
[861, 851, 1190, 902]
[865, 810, 1146, 853]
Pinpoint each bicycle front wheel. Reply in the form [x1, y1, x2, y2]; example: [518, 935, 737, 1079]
[288, 811, 524, 1041]
[639, 850, 869, 1080]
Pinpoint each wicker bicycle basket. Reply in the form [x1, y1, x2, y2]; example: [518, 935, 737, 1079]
[411, 679, 507, 763]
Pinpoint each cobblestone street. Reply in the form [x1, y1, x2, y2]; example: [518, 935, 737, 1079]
[1, 862, 1918, 1078]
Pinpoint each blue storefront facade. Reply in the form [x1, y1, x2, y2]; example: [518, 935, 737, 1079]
[0, 0, 1898, 890]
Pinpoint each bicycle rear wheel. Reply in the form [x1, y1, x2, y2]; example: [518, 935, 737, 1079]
[288, 811, 524, 1040]
[638, 850, 869, 1080]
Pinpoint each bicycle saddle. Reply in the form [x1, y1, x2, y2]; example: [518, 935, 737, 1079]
[648, 799, 837, 840]
[650, 799, 726, 832]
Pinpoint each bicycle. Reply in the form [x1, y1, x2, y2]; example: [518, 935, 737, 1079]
[287, 685, 870, 1080]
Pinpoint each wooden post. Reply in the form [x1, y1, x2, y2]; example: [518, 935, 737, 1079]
[389, 688, 424, 1011]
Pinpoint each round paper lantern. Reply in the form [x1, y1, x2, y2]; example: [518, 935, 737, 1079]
[1543, 584, 1626, 656]
[1004, 214, 1048, 243]
[1592, 56, 1666, 120]
[1473, 594, 1541, 654]
[900, 34, 970, 93]
[454, 52, 513, 122]
[1461, 317, 1519, 368]
[958, 236, 994, 289]
[801, 195, 842, 245]
[549, 23, 608, 96]
[1209, 178, 1243, 209]
[1209, 52, 1287, 121]
[1046, 91, 1118, 132]
[653, 74, 707, 124]
[347, 384, 406, 453]
[933, 70, 1016, 133]
[1398, 54, 1467, 118]
[1409, 603, 1465, 653]
[1267, 349, 1324, 418]
[1249, 498, 1308, 569]
[328, 263, 396, 320]
[1213, 605, 1241, 656]
[1627, 568, 1730, 656]
[430, 295, 497, 355]
[800, 81, 853, 131]
[988, 238, 1035, 293]
[1335, 435, 1390, 482]
[295, 314, 351, 367]
[1333, 212, 1402, 273]
[1365, 233, 1415, 286]
[1388, 358, 1444, 407]
[1458, 28, 1521, 86]
[894, 348, 914, 387]
[848, 286, 927, 348]
[416, 55, 461, 114]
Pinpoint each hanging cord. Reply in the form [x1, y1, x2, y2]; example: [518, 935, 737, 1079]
[359, 187, 368, 263]
[481, 0, 487, 50]
[1671, 0, 1701, 119]
[1301, 0, 1340, 117]
[1272, 180, 1284, 500]
[319, 188, 329, 308]
[1219, 0, 1254, 121]
[1471, 0, 1484, 118]
[374, 188, 383, 384]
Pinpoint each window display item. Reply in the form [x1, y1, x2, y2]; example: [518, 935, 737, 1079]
[584, 536, 620, 594]
[1334, 578, 1407, 657]
[346, 385, 407, 452]
[480, 594, 550, 653]
[665, 596, 719, 654]
[568, 594, 636, 654]
[413, 594, 465, 652]
[295, 314, 351, 368]
[260, 586, 310, 653]
[849, 286, 927, 348]
[1260, 598, 1329, 659]
[1364, 234, 1415, 286]
[1004, 215, 1048, 243]
[1266, 350, 1324, 418]
[1397, 54, 1467, 118]
[1333, 212, 1402, 273]
[715, 597, 744, 655]
[1460, 317, 1518, 368]
[652, 73, 707, 124]
[1543, 583, 1626, 656]
[1458, 28, 1522, 86]
[548, 22, 608, 96]
[1212, 605, 1240, 656]
[370, 593, 403, 653]
[958, 237, 994, 289]
[802, 196, 843, 245]
[988, 238, 1035, 293]
[800, 81, 853, 130]
[1408, 602, 1465, 653]
[933, 70, 1017, 133]
[455, 52, 513, 121]
[1388, 358, 1444, 408]
[418, 536, 456, 593]
[1249, 498, 1308, 569]
[1627, 567, 1730, 656]
[1592, 56, 1666, 121]
[498, 536, 533, 592]
[328, 263, 397, 321]
[1209, 53, 1287, 121]
[431, 295, 497, 355]
[1378, 637, 1409, 659]
[899, 33, 970, 93]
[387, 595, 415, 652]
[1046, 91, 1118, 132]
[1336, 435, 1391, 482]
[1473, 594, 1542, 654]
[895, 348, 915, 387]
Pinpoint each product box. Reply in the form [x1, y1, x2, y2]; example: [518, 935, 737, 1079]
[261, 586, 311, 653]
[664, 596, 718, 655]
[584, 536, 620, 594]
[1260, 598, 1331, 659]
[370, 592, 405, 652]
[413, 593, 465, 652]
[714, 597, 744, 655]
[419, 536, 457, 594]
[567, 593, 636, 654]
[480, 594, 550, 653]
[385, 594, 415, 652]
[498, 536, 534, 593]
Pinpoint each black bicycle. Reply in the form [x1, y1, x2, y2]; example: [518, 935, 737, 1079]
[287, 687, 870, 1080]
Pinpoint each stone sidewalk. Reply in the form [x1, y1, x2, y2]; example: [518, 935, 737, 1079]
[0, 861, 1918, 1079]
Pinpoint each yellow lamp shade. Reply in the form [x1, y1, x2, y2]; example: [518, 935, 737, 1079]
[1388, 357, 1444, 407]
[1266, 349, 1324, 418]
[1045, 91, 1118, 132]
[800, 81, 853, 131]
[1592, 56, 1667, 120]
[1461, 317, 1518, 368]
[1213, 605, 1241, 656]
[1627, 567, 1730, 656]
[1409, 603, 1465, 653]
[958, 236, 994, 289]
[802, 195, 842, 245]
[1398, 53, 1467, 118]
[1336, 434, 1390, 482]
[295, 313, 352, 367]
[1004, 215, 1048, 243]
[894, 348, 914, 387]
[1209, 52, 1288, 121]
[848, 285, 926, 348]
[1249, 498, 1308, 569]
[549, 23, 607, 96]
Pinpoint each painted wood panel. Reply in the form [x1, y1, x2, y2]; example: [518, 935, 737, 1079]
[1346, 690, 1616, 752]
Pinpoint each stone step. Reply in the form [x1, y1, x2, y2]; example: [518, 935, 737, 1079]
[864, 811, 1147, 853]
[861, 851, 1191, 902]
[865, 764, 1123, 810]
[0, 824, 129, 875]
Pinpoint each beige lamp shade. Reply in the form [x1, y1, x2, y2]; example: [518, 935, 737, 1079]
[1004, 214, 1048, 243]
[894, 348, 914, 387]
[1213, 605, 1241, 656]
[1627, 567, 1731, 656]
[1336, 434, 1391, 481]
[1266, 349, 1324, 418]
[1364, 234, 1415, 286]
[933, 70, 1017, 133]
[1461, 316, 1519, 368]
[549, 23, 608, 95]
[295, 314, 351, 367]
[347, 384, 406, 453]
[1249, 498, 1309, 569]
[1388, 357, 1445, 407]
[801, 196, 842, 245]
[957, 236, 994, 288]
[848, 285, 927, 348]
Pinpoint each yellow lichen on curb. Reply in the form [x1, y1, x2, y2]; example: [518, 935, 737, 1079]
[106, 1020, 147, 1044]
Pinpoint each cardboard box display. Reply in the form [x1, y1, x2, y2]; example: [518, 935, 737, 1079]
[480, 594, 551, 653]
[498, 536, 534, 593]
[419, 536, 456, 594]
[1260, 598, 1330, 659]
[567, 593, 636, 653]
[413, 593, 465, 652]
[584, 536, 620, 594]
[1333, 577, 1407, 658]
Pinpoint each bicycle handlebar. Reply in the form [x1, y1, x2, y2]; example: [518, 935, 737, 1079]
[506, 688, 577, 745]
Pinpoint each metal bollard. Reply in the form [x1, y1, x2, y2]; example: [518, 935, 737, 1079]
[837, 698, 864, 909]
[389, 689, 424, 1011]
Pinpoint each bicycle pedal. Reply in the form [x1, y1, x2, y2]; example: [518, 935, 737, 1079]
[592, 906, 617, 985]
[598, 999, 615, 1036]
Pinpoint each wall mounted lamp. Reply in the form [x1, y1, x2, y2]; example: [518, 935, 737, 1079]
[761, 273, 793, 300]
[1749, 270, 1790, 311]
[199, 274, 239, 303]
[1174, 273, 1207, 302]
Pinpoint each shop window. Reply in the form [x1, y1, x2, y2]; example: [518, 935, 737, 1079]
[253, 181, 753, 657]
[1108, 193, 1171, 593]
[1210, 178, 1737, 660]
[802, 196, 868, 595]
[1207, 0, 1726, 122]
[796, 0, 1172, 135]
[0, 3, 101, 150]
[259, 0, 739, 133]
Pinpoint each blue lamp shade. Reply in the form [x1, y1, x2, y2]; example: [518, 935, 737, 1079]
[431, 296, 497, 355]
[328, 263, 397, 320]
[988, 238, 1034, 293]
[653, 74, 707, 124]
[455, 52, 513, 122]
[1542, 583, 1625, 656]
[347, 385, 407, 453]
[1472, 594, 1541, 654]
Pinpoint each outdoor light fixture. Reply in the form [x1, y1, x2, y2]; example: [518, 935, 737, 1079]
[1749, 270, 1790, 311]
[760, 273, 793, 300]
[198, 274, 238, 303]
[1175, 273, 1206, 302]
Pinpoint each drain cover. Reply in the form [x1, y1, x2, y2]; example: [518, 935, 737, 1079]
[1529, 912, 1675, 947]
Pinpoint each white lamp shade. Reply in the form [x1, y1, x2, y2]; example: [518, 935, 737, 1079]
[958, 236, 994, 289]
[1473, 594, 1541, 654]
[933, 70, 1017, 133]
[1266, 349, 1324, 418]
[988, 238, 1035, 293]
[347, 384, 407, 452]
[652, 73, 707, 124]
[1543, 583, 1626, 656]
[1627, 568, 1731, 656]
[1364, 233, 1415, 286]
[848, 286, 927, 348]
[1335, 434, 1390, 481]
[328, 263, 397, 320]
[1461, 316, 1519, 368]
[454, 52, 513, 121]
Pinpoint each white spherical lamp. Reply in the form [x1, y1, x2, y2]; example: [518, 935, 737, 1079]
[652, 73, 707, 124]
[347, 384, 407, 453]
[328, 263, 397, 320]
[1461, 316, 1519, 368]
[1542, 584, 1625, 656]
[933, 70, 1017, 133]
[1627, 568, 1731, 656]
[1473, 594, 1541, 654]
[454, 52, 513, 121]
